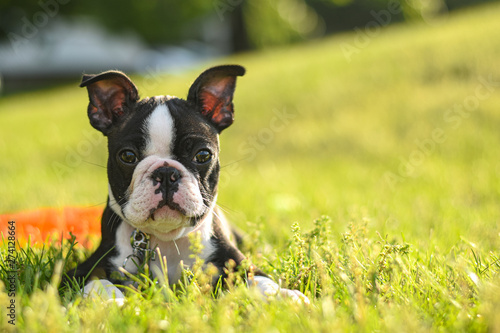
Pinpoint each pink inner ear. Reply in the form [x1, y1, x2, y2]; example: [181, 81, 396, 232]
[200, 76, 234, 113]
[92, 80, 127, 117]
[200, 90, 222, 115]
[207, 77, 234, 95]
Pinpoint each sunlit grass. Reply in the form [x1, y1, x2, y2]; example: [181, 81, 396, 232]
[1, 218, 499, 331]
[1, 3, 500, 331]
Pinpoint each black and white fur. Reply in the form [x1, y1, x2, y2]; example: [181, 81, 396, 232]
[64, 65, 308, 304]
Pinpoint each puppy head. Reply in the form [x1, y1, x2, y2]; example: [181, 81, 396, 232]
[80, 66, 245, 241]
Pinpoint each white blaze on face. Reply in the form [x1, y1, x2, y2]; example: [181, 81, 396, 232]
[116, 103, 206, 240]
[144, 103, 175, 158]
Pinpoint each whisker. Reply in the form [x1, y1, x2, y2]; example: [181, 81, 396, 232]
[109, 212, 121, 231]
[212, 207, 224, 221]
[220, 158, 247, 169]
[215, 202, 237, 214]
[110, 193, 129, 208]
[82, 160, 107, 169]
[172, 239, 180, 256]
[201, 192, 215, 202]
[86, 201, 108, 208]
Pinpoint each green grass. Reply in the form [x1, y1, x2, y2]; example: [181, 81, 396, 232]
[2, 3, 500, 331]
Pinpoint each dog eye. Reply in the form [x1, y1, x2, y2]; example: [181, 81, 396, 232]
[119, 150, 138, 164]
[194, 150, 212, 164]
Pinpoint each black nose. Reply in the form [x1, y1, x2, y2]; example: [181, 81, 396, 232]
[152, 166, 181, 187]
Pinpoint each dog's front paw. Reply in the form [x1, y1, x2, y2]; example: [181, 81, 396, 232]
[249, 276, 310, 304]
[278, 288, 310, 305]
[83, 279, 126, 306]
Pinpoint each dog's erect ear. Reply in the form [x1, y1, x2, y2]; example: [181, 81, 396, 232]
[187, 65, 245, 132]
[80, 71, 139, 135]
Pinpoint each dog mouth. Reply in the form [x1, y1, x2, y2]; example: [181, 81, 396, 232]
[115, 187, 209, 241]
[147, 201, 206, 227]
[148, 199, 187, 221]
[128, 206, 206, 241]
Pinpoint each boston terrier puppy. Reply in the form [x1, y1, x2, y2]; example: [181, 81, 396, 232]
[64, 65, 308, 304]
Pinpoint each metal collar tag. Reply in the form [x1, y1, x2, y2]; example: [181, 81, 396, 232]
[122, 229, 157, 272]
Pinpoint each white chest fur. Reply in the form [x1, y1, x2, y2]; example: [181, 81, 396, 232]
[110, 215, 215, 283]
[89, 215, 309, 304]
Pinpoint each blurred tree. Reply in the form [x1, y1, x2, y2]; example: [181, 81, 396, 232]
[303, 0, 497, 34]
[229, 1, 250, 53]
[0, 0, 212, 46]
[73, 0, 213, 45]
[0, 0, 497, 52]
[242, 0, 325, 49]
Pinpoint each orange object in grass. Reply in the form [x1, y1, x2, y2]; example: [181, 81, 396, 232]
[0, 207, 103, 249]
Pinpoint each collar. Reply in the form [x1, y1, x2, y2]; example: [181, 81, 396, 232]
[122, 229, 157, 273]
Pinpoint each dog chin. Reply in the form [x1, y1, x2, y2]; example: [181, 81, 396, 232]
[125, 206, 198, 241]
[124, 218, 189, 242]
[149, 205, 184, 222]
[148, 226, 192, 242]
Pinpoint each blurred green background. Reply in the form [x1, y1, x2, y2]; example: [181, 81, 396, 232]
[2, 3, 500, 330]
[1, 0, 496, 51]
